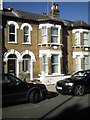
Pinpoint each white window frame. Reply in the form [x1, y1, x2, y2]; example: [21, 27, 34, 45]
[51, 55, 59, 74]
[42, 55, 48, 74]
[22, 58, 30, 73]
[39, 23, 61, 45]
[41, 26, 47, 44]
[21, 23, 32, 44]
[51, 27, 59, 44]
[6, 21, 19, 44]
[75, 31, 80, 46]
[75, 55, 81, 71]
[83, 32, 88, 46]
[84, 55, 89, 70]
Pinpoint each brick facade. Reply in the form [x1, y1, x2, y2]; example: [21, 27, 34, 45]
[2, 4, 90, 83]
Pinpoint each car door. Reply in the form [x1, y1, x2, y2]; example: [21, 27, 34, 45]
[2, 74, 28, 104]
[8, 74, 29, 102]
[86, 74, 90, 92]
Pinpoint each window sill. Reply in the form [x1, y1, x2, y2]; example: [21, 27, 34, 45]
[38, 43, 63, 47]
[72, 45, 90, 48]
[22, 43, 32, 45]
[8, 42, 18, 44]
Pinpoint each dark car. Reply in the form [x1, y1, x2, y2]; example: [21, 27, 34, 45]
[2, 74, 47, 104]
[56, 70, 90, 96]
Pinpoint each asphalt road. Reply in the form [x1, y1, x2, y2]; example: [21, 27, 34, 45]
[2, 90, 90, 119]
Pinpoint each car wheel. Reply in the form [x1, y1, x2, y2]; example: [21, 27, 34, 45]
[28, 90, 41, 103]
[74, 85, 85, 96]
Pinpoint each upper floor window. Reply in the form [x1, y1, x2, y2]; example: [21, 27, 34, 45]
[83, 32, 88, 46]
[9, 24, 15, 42]
[6, 21, 19, 43]
[21, 23, 32, 44]
[51, 27, 58, 43]
[41, 26, 47, 43]
[75, 31, 80, 45]
[23, 26, 29, 43]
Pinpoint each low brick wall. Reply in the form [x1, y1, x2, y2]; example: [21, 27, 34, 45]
[40, 74, 71, 85]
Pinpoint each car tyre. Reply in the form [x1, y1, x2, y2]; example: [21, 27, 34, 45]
[28, 90, 41, 103]
[74, 85, 85, 96]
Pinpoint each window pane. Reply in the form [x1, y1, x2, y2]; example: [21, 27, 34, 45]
[42, 55, 48, 73]
[51, 55, 58, 73]
[84, 40, 88, 46]
[51, 55, 58, 63]
[42, 27, 47, 43]
[84, 56, 88, 64]
[51, 36, 58, 43]
[51, 28, 58, 35]
[42, 27, 46, 35]
[23, 59, 30, 72]
[9, 24, 15, 33]
[43, 65, 48, 73]
[83, 32, 88, 39]
[23, 26, 29, 34]
[75, 32, 80, 45]
[43, 55, 47, 63]
[83, 32, 88, 45]
[52, 65, 58, 73]
[23, 35, 29, 42]
[42, 36, 47, 43]
[9, 34, 15, 42]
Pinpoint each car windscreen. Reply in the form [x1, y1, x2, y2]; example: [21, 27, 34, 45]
[72, 71, 90, 78]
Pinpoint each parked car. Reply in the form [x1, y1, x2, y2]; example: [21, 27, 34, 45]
[2, 74, 47, 104]
[56, 70, 90, 96]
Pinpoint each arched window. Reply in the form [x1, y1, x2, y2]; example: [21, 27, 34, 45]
[6, 21, 19, 43]
[9, 24, 15, 42]
[23, 26, 29, 43]
[21, 23, 32, 44]
[22, 55, 31, 73]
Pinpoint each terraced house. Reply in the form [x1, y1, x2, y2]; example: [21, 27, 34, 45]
[1, 3, 90, 84]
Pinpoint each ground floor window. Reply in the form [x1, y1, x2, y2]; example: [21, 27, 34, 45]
[84, 55, 89, 70]
[22, 55, 31, 73]
[42, 55, 48, 73]
[75, 55, 81, 71]
[51, 55, 58, 73]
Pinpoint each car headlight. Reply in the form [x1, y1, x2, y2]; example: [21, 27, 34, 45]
[65, 83, 73, 86]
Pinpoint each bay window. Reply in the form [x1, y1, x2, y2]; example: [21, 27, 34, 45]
[42, 55, 48, 73]
[51, 55, 58, 73]
[84, 56, 89, 70]
[83, 32, 88, 46]
[75, 55, 81, 71]
[42, 26, 47, 43]
[75, 31, 80, 45]
[51, 27, 58, 43]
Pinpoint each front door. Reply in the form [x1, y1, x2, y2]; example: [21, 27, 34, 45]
[8, 59, 16, 75]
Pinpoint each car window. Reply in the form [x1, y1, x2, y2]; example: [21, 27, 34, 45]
[2, 74, 22, 85]
[9, 75, 21, 85]
[2, 75, 11, 84]
[72, 71, 90, 78]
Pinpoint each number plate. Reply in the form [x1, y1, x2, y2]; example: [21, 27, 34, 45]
[57, 86, 62, 90]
